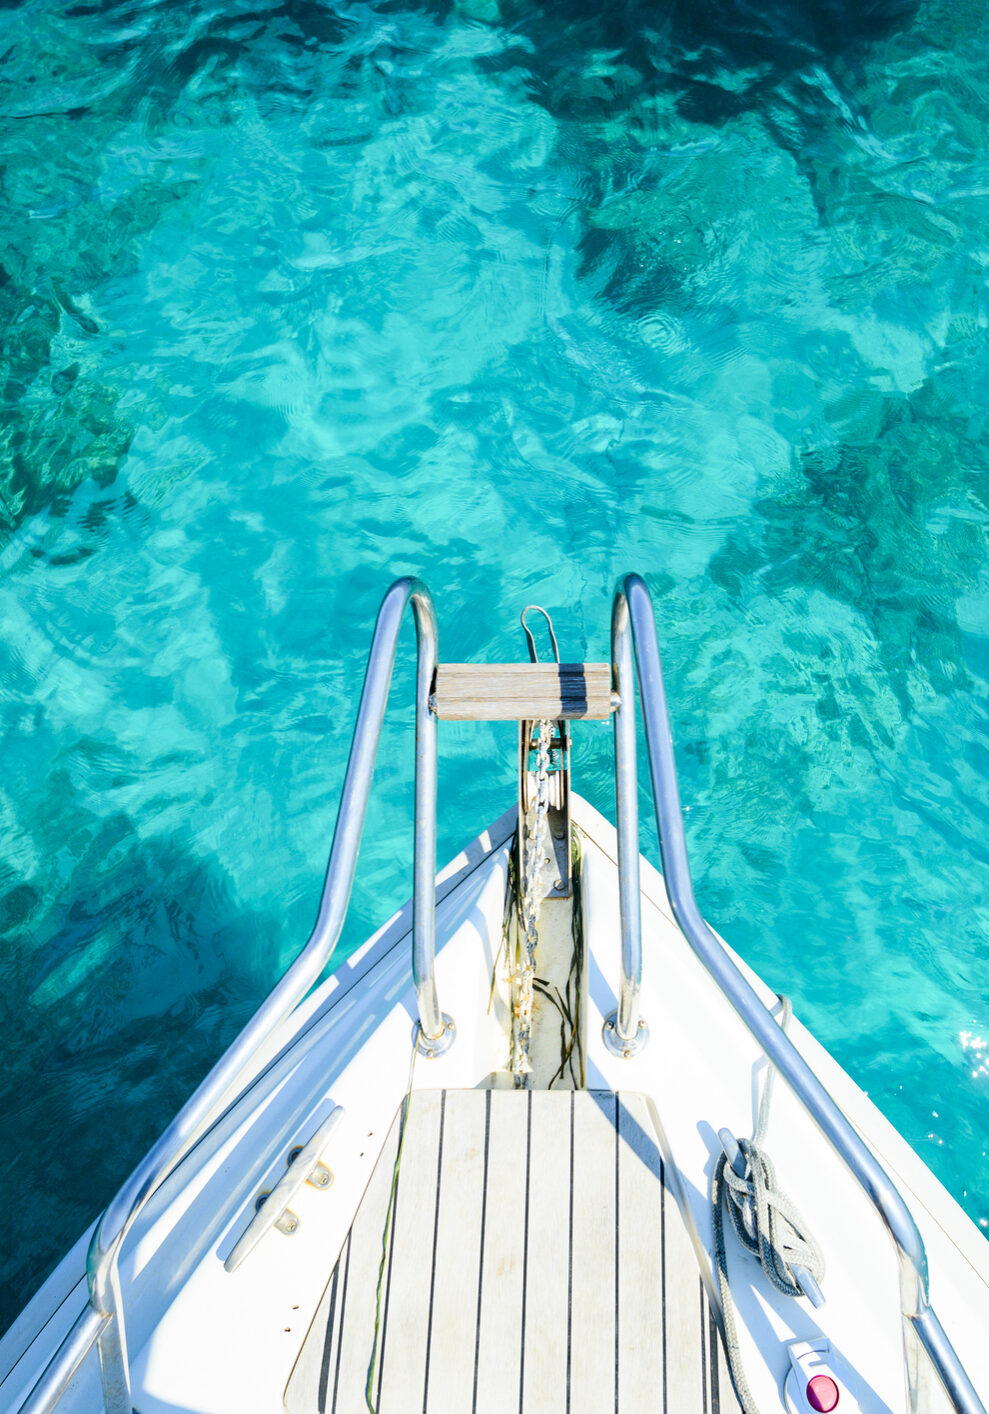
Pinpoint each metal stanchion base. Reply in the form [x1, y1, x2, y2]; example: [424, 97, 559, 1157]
[602, 1011, 649, 1058]
[414, 1014, 457, 1057]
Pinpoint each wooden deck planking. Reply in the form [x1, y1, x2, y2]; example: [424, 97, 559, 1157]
[422, 1091, 486, 1414]
[473, 1090, 529, 1414]
[616, 1096, 667, 1414]
[285, 1090, 740, 1414]
[431, 663, 613, 721]
[374, 1093, 442, 1412]
[292, 1106, 402, 1414]
[570, 1091, 618, 1414]
[521, 1091, 571, 1414]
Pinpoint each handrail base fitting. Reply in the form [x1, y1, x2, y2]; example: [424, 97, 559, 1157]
[602, 1011, 649, 1058]
[414, 1015, 457, 1058]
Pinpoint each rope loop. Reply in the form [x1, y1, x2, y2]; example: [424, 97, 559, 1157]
[719, 1136, 825, 1299]
[711, 996, 825, 1414]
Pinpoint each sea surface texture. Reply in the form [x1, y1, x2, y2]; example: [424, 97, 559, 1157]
[2, 0, 989, 1335]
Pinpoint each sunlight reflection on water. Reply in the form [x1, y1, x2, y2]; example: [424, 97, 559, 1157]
[1, 0, 988, 1330]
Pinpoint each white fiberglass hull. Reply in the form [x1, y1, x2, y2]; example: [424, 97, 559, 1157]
[1, 795, 987, 1414]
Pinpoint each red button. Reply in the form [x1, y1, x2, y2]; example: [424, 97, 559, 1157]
[806, 1375, 839, 1412]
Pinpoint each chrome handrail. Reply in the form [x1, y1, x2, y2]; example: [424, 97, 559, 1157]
[602, 588, 646, 1055]
[18, 577, 450, 1414]
[609, 571, 985, 1414]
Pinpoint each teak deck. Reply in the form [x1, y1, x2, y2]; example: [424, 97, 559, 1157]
[431, 663, 613, 720]
[286, 1089, 738, 1414]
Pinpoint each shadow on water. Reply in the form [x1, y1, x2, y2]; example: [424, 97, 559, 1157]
[0, 0, 919, 549]
[406, 0, 920, 109]
[0, 825, 282, 1337]
[3, 0, 989, 1350]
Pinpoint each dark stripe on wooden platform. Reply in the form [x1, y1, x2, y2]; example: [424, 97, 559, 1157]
[285, 1091, 739, 1414]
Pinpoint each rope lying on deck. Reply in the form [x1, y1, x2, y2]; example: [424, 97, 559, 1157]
[712, 997, 825, 1414]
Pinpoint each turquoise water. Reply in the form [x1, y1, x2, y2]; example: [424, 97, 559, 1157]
[2, 0, 989, 1334]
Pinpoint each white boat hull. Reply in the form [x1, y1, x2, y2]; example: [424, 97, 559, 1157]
[2, 796, 986, 1414]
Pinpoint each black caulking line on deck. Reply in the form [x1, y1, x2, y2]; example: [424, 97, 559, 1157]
[518, 1088, 533, 1413]
[331, 1232, 351, 1414]
[614, 1092, 620, 1414]
[471, 1088, 492, 1414]
[566, 1089, 575, 1414]
[421, 1090, 447, 1413]
[317, 1262, 339, 1412]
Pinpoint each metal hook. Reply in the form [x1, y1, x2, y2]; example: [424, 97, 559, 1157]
[520, 605, 560, 664]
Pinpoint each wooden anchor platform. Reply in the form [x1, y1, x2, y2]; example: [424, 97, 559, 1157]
[430, 663, 614, 721]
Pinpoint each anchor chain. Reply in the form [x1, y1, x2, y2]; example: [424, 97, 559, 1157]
[512, 718, 553, 1085]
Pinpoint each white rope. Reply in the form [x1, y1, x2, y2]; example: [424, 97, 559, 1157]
[712, 998, 825, 1413]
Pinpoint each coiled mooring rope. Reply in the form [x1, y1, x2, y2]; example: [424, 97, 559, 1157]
[712, 998, 825, 1414]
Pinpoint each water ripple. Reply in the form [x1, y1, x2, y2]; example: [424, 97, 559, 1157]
[2, 0, 989, 1334]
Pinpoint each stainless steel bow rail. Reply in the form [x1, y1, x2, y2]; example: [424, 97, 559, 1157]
[18, 578, 445, 1414]
[610, 572, 985, 1414]
[16, 574, 985, 1414]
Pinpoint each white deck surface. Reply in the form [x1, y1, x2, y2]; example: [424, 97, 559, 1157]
[3, 798, 988, 1414]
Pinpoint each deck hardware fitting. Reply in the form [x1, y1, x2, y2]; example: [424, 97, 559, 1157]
[224, 1107, 345, 1272]
[414, 1014, 456, 1057]
[790, 1264, 826, 1309]
[253, 1192, 300, 1236]
[717, 1127, 748, 1179]
[287, 1145, 333, 1188]
[520, 603, 560, 664]
[602, 1012, 650, 1058]
[719, 1119, 825, 1307]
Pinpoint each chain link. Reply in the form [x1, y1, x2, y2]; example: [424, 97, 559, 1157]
[512, 719, 553, 1085]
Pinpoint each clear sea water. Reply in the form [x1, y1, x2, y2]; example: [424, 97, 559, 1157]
[2, 0, 989, 1336]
